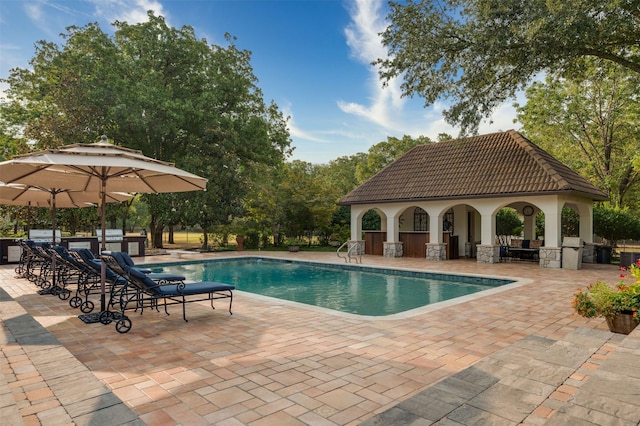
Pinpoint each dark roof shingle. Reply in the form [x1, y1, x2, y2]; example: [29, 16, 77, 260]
[338, 130, 608, 205]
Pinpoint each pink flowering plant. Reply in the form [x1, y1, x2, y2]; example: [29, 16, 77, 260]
[573, 262, 640, 321]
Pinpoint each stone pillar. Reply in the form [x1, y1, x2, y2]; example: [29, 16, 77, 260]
[348, 240, 365, 256]
[539, 247, 561, 268]
[426, 243, 446, 261]
[477, 245, 500, 264]
[383, 241, 403, 258]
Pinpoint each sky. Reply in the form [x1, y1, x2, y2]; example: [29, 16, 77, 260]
[0, 0, 522, 164]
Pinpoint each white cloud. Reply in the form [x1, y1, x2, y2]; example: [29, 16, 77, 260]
[281, 104, 328, 143]
[88, 0, 167, 25]
[339, 0, 406, 130]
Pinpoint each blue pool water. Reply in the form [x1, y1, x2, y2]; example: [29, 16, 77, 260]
[148, 258, 513, 316]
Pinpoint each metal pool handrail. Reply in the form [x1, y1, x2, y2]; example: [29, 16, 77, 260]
[336, 241, 361, 264]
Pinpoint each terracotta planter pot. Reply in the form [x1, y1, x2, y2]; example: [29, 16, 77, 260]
[606, 312, 639, 334]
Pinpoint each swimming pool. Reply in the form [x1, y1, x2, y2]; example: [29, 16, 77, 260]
[147, 257, 515, 317]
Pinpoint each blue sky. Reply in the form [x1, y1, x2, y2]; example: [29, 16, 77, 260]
[0, 0, 521, 164]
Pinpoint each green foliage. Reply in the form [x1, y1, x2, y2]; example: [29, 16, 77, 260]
[562, 207, 580, 237]
[593, 205, 640, 243]
[495, 208, 522, 242]
[378, 0, 640, 133]
[362, 210, 382, 231]
[517, 58, 640, 208]
[1, 12, 291, 245]
[573, 275, 640, 320]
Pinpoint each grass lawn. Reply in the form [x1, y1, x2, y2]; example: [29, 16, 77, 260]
[142, 230, 337, 252]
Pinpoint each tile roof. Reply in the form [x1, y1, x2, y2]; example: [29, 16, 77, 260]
[339, 130, 608, 205]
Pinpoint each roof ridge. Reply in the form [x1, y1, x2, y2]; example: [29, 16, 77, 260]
[509, 131, 571, 190]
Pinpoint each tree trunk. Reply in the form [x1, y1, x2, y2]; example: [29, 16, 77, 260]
[149, 214, 164, 248]
[121, 216, 127, 238]
[168, 225, 175, 244]
[201, 232, 209, 250]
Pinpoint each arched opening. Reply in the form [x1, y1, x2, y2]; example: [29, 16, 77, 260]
[398, 206, 429, 258]
[362, 209, 384, 255]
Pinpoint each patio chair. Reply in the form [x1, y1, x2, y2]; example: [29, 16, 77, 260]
[100, 252, 234, 333]
[66, 248, 127, 314]
[20, 240, 54, 289]
[103, 250, 187, 283]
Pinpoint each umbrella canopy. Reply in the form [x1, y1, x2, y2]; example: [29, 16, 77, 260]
[0, 184, 132, 208]
[0, 184, 133, 244]
[1, 137, 207, 194]
[0, 135, 207, 319]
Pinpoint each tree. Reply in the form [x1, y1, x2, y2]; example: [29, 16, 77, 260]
[517, 59, 640, 208]
[1, 13, 291, 247]
[377, 0, 640, 133]
[496, 208, 522, 245]
[593, 205, 640, 244]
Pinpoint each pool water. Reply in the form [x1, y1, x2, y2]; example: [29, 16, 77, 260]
[148, 258, 513, 316]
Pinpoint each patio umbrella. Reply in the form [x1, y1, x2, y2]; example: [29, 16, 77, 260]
[0, 183, 133, 296]
[0, 183, 132, 243]
[0, 135, 207, 321]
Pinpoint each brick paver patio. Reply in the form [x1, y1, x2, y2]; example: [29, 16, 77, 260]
[0, 251, 635, 425]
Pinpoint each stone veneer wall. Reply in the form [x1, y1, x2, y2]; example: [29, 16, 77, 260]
[348, 240, 365, 256]
[383, 242, 403, 258]
[426, 243, 446, 261]
[539, 247, 561, 268]
[476, 245, 500, 264]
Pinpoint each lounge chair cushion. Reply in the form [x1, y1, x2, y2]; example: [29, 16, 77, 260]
[127, 266, 234, 296]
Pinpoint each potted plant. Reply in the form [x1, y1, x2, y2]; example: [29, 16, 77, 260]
[573, 264, 640, 334]
[285, 237, 305, 252]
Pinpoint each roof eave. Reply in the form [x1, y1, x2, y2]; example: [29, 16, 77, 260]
[338, 190, 609, 206]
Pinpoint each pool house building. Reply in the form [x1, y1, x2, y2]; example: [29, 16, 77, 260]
[338, 130, 608, 268]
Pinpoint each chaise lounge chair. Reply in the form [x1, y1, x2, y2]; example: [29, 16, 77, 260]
[100, 252, 234, 333]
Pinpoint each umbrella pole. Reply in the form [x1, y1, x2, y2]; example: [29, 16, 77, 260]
[100, 183, 107, 313]
[51, 192, 57, 290]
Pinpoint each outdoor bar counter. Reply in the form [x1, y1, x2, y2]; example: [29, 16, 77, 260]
[0, 235, 146, 264]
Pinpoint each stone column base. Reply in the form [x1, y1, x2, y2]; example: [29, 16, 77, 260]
[539, 247, 561, 268]
[426, 243, 446, 261]
[348, 240, 364, 256]
[383, 242, 403, 258]
[477, 245, 500, 264]
[464, 242, 472, 258]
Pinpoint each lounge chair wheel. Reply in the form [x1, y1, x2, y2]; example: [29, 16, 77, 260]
[99, 311, 113, 325]
[58, 289, 71, 300]
[115, 318, 131, 334]
[80, 300, 94, 313]
[69, 296, 81, 308]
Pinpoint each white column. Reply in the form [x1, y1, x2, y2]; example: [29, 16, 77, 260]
[386, 214, 398, 243]
[544, 207, 562, 247]
[579, 204, 594, 244]
[429, 214, 442, 244]
[480, 212, 496, 246]
[350, 207, 363, 241]
[523, 215, 536, 239]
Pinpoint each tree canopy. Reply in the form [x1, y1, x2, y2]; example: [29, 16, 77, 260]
[517, 58, 640, 208]
[377, 0, 640, 133]
[1, 12, 292, 248]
